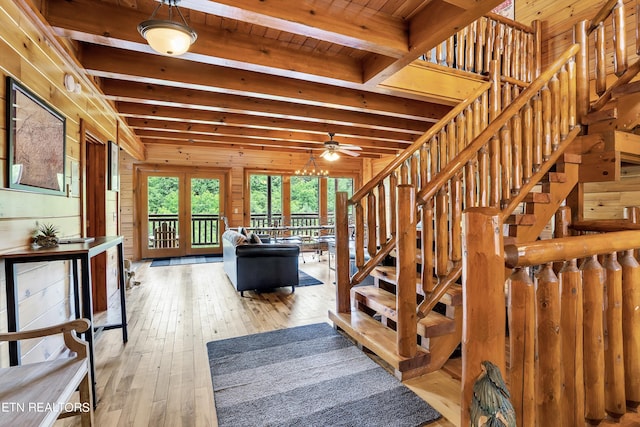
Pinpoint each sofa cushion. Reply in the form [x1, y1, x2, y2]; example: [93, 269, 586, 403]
[222, 229, 247, 246]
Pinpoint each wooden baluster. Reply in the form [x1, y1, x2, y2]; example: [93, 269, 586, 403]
[396, 185, 417, 358]
[549, 74, 560, 150]
[500, 125, 512, 206]
[466, 105, 475, 144]
[429, 136, 438, 179]
[435, 187, 449, 278]
[559, 258, 585, 427]
[541, 84, 552, 161]
[568, 57, 577, 128]
[478, 94, 489, 207]
[377, 182, 387, 245]
[522, 102, 533, 184]
[367, 191, 377, 258]
[489, 60, 501, 207]
[559, 65, 569, 139]
[595, 24, 607, 96]
[355, 201, 365, 268]
[451, 175, 462, 263]
[475, 17, 486, 74]
[582, 255, 606, 424]
[495, 23, 505, 73]
[461, 208, 505, 427]
[536, 263, 562, 425]
[485, 19, 495, 72]
[400, 160, 409, 185]
[439, 128, 448, 172]
[421, 200, 435, 293]
[637, 0, 640, 55]
[447, 34, 455, 68]
[448, 122, 457, 167]
[620, 249, 640, 407]
[512, 30, 521, 81]
[525, 32, 533, 82]
[466, 23, 475, 72]
[533, 20, 542, 79]
[389, 172, 397, 237]
[420, 145, 429, 187]
[509, 267, 536, 427]
[613, 0, 627, 77]
[502, 81, 512, 109]
[604, 252, 626, 418]
[335, 192, 351, 313]
[532, 94, 543, 171]
[456, 113, 465, 156]
[456, 29, 465, 69]
[521, 30, 528, 82]
[511, 112, 523, 195]
[410, 154, 419, 189]
[574, 20, 589, 124]
[503, 27, 513, 78]
[436, 41, 444, 66]
[465, 158, 476, 208]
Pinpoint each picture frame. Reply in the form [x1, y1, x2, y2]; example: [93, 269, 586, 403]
[108, 140, 119, 192]
[492, 0, 514, 20]
[6, 77, 66, 195]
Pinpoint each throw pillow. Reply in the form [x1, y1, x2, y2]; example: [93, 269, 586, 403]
[248, 232, 262, 244]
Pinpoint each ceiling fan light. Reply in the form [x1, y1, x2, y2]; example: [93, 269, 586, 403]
[324, 151, 340, 161]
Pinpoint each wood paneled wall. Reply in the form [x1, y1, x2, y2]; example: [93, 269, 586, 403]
[120, 144, 364, 261]
[584, 165, 640, 219]
[0, 0, 129, 367]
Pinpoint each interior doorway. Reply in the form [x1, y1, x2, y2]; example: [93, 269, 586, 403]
[139, 168, 227, 259]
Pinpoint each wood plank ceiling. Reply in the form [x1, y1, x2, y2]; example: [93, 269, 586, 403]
[42, 0, 504, 159]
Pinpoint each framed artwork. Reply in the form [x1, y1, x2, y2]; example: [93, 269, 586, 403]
[6, 77, 66, 195]
[492, 0, 514, 20]
[108, 140, 119, 192]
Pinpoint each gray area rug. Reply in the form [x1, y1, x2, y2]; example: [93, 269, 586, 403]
[150, 255, 222, 266]
[207, 323, 441, 427]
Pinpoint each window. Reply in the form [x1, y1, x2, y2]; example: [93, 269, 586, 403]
[327, 177, 354, 224]
[249, 174, 282, 227]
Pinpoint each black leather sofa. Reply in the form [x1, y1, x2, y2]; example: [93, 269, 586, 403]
[222, 229, 299, 296]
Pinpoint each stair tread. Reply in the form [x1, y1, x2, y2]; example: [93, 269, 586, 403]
[505, 213, 536, 225]
[328, 310, 431, 378]
[352, 286, 456, 338]
[370, 266, 462, 306]
[523, 192, 551, 204]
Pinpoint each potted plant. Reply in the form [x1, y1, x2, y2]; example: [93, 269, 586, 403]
[33, 223, 60, 248]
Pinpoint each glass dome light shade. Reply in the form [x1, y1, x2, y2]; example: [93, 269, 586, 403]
[138, 20, 197, 56]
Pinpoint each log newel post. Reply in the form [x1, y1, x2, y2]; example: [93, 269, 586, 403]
[604, 252, 626, 418]
[396, 185, 417, 358]
[508, 267, 535, 427]
[461, 208, 505, 426]
[620, 249, 640, 407]
[335, 192, 351, 313]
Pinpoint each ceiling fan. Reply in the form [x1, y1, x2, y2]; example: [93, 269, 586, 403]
[319, 133, 362, 161]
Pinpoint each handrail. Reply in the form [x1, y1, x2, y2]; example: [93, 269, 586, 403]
[504, 230, 640, 267]
[587, 0, 619, 34]
[416, 44, 580, 205]
[590, 57, 640, 112]
[571, 219, 640, 232]
[485, 11, 534, 33]
[416, 262, 461, 318]
[349, 82, 491, 203]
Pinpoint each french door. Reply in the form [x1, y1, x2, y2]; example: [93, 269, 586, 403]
[140, 169, 226, 259]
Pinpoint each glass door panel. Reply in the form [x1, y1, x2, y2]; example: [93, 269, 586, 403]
[189, 176, 223, 253]
[141, 173, 183, 259]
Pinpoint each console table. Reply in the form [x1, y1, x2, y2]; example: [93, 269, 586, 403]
[1, 236, 128, 408]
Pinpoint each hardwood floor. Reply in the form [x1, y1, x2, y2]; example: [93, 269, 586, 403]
[59, 256, 460, 426]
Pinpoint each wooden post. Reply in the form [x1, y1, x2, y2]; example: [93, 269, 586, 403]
[435, 188, 449, 277]
[335, 192, 351, 313]
[508, 267, 536, 427]
[421, 200, 435, 293]
[377, 182, 387, 245]
[536, 263, 562, 425]
[604, 252, 626, 418]
[461, 208, 505, 427]
[396, 185, 417, 358]
[613, 0, 627, 77]
[582, 255, 606, 423]
[595, 24, 607, 96]
[533, 20, 542, 78]
[574, 20, 590, 123]
[620, 249, 640, 407]
[367, 192, 377, 258]
[559, 258, 585, 427]
[489, 60, 501, 207]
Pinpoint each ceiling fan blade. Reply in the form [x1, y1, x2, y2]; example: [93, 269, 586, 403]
[340, 144, 362, 150]
[319, 150, 330, 158]
[337, 149, 360, 157]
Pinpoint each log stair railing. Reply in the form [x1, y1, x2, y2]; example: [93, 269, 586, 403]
[330, 44, 582, 380]
[462, 206, 640, 426]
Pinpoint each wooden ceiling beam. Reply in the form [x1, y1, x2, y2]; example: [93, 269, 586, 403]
[45, 0, 363, 84]
[141, 138, 383, 159]
[80, 44, 449, 121]
[363, 0, 505, 85]
[138, 134, 386, 157]
[179, 0, 408, 57]
[102, 80, 428, 135]
[126, 118, 410, 150]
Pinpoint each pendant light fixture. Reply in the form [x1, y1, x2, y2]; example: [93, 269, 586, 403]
[295, 152, 329, 177]
[138, 0, 197, 56]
